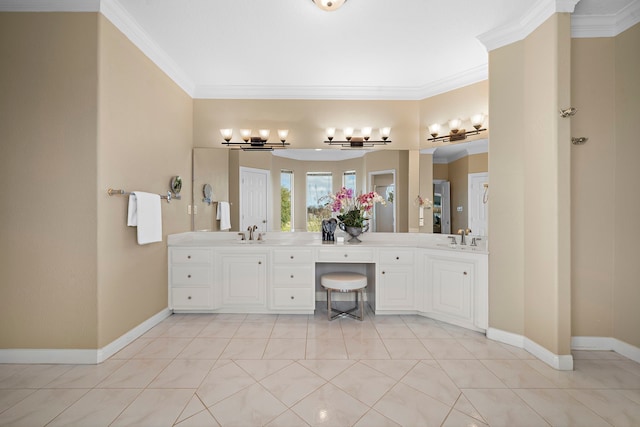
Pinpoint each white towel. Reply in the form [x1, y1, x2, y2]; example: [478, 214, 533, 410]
[128, 192, 163, 245]
[216, 201, 231, 231]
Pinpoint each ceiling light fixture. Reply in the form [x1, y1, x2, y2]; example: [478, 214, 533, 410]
[324, 127, 392, 148]
[428, 114, 486, 143]
[312, 0, 347, 12]
[221, 128, 290, 151]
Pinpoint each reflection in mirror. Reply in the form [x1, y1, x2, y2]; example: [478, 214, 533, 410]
[432, 139, 488, 236]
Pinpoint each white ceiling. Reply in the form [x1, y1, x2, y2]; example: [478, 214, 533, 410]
[2, 0, 638, 100]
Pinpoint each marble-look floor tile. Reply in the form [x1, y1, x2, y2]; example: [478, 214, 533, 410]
[42, 359, 125, 389]
[400, 360, 461, 406]
[382, 338, 432, 359]
[567, 388, 640, 427]
[374, 382, 451, 427]
[263, 338, 307, 359]
[292, 383, 370, 427]
[573, 359, 640, 389]
[359, 359, 418, 381]
[265, 409, 312, 427]
[175, 409, 221, 426]
[148, 359, 215, 389]
[514, 388, 611, 427]
[177, 337, 229, 360]
[441, 409, 489, 427]
[0, 388, 87, 427]
[297, 359, 356, 381]
[481, 359, 558, 388]
[331, 362, 397, 406]
[344, 337, 391, 359]
[0, 389, 35, 414]
[233, 321, 275, 338]
[307, 322, 344, 339]
[196, 362, 256, 407]
[210, 382, 287, 427]
[160, 323, 206, 338]
[176, 394, 208, 423]
[261, 362, 326, 406]
[111, 337, 154, 358]
[219, 338, 268, 359]
[47, 388, 141, 427]
[235, 359, 293, 381]
[405, 322, 454, 338]
[306, 338, 349, 359]
[462, 388, 551, 427]
[457, 338, 521, 359]
[96, 359, 170, 389]
[420, 338, 476, 359]
[374, 323, 417, 339]
[340, 321, 381, 340]
[271, 322, 309, 339]
[439, 359, 507, 389]
[197, 321, 241, 338]
[132, 337, 192, 359]
[0, 364, 72, 389]
[353, 409, 401, 427]
[110, 388, 194, 427]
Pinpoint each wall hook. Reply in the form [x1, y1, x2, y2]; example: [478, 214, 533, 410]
[571, 137, 589, 145]
[560, 107, 577, 118]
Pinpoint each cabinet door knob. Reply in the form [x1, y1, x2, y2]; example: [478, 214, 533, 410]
[382, 271, 386, 274]
[344, 254, 348, 258]
[396, 256, 400, 260]
[187, 255, 191, 259]
[463, 271, 468, 275]
[258, 261, 262, 265]
[187, 274, 191, 278]
[290, 296, 295, 300]
[290, 255, 294, 259]
[290, 275, 294, 278]
[187, 296, 192, 300]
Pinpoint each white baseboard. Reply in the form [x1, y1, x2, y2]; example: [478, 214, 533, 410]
[0, 308, 171, 365]
[487, 327, 574, 371]
[572, 336, 640, 364]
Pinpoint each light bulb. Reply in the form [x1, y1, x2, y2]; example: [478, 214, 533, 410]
[448, 119, 462, 134]
[277, 129, 289, 143]
[220, 128, 233, 142]
[428, 123, 440, 138]
[312, 0, 347, 12]
[326, 127, 335, 141]
[344, 127, 354, 141]
[258, 129, 270, 142]
[380, 127, 391, 141]
[240, 129, 252, 142]
[361, 127, 372, 141]
[471, 113, 485, 130]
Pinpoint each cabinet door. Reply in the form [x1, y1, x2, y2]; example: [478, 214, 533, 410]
[377, 266, 415, 310]
[431, 259, 473, 323]
[221, 254, 267, 307]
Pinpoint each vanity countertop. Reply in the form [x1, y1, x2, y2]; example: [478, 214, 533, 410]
[167, 232, 488, 254]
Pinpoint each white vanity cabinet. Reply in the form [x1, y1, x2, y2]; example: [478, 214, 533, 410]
[168, 247, 214, 310]
[270, 249, 315, 311]
[376, 248, 416, 311]
[423, 251, 488, 331]
[219, 251, 268, 308]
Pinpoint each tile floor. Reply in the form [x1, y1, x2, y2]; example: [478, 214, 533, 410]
[1, 303, 640, 426]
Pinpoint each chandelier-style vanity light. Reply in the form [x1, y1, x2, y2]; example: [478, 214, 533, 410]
[220, 128, 290, 151]
[312, 0, 347, 12]
[428, 114, 487, 143]
[324, 127, 392, 148]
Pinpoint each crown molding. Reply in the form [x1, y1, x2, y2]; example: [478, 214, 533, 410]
[99, 0, 195, 96]
[572, 0, 640, 37]
[0, 0, 100, 11]
[477, 0, 580, 52]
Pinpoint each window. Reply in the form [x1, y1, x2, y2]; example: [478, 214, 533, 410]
[343, 170, 356, 193]
[306, 172, 333, 232]
[280, 170, 294, 232]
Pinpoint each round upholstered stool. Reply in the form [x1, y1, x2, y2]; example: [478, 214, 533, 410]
[321, 272, 368, 321]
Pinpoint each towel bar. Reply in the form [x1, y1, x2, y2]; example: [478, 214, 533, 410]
[107, 188, 178, 203]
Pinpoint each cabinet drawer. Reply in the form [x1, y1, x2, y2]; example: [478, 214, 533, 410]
[171, 287, 212, 309]
[272, 287, 314, 309]
[273, 249, 314, 264]
[171, 266, 212, 286]
[273, 266, 314, 286]
[317, 248, 375, 263]
[170, 248, 211, 264]
[379, 249, 415, 265]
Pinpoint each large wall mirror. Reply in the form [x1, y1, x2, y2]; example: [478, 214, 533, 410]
[192, 142, 488, 235]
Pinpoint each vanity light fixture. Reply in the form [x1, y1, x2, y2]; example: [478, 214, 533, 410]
[428, 114, 487, 143]
[324, 127, 392, 148]
[312, 0, 347, 12]
[220, 128, 290, 151]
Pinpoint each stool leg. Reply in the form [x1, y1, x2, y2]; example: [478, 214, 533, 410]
[327, 289, 331, 321]
[359, 289, 364, 321]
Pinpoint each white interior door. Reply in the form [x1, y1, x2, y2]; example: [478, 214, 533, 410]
[434, 180, 451, 234]
[468, 172, 489, 236]
[240, 167, 269, 232]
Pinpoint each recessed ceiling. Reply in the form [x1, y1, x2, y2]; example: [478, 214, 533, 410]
[2, 0, 638, 99]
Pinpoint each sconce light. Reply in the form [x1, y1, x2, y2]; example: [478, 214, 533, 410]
[428, 114, 487, 143]
[324, 127, 392, 148]
[221, 128, 290, 151]
[312, 0, 347, 12]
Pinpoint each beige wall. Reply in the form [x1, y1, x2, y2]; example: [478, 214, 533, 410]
[613, 23, 640, 347]
[488, 14, 573, 355]
[0, 13, 100, 349]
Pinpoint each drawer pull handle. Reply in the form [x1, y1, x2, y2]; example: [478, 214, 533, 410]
[187, 296, 192, 300]
[187, 274, 191, 278]
[290, 275, 294, 278]
[463, 272, 468, 275]
[258, 261, 262, 265]
[187, 255, 191, 259]
[382, 271, 386, 275]
[290, 296, 295, 300]
[290, 256, 294, 259]
[396, 256, 400, 260]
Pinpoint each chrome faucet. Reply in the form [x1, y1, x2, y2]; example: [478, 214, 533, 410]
[457, 228, 472, 245]
[247, 225, 258, 241]
[448, 236, 458, 245]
